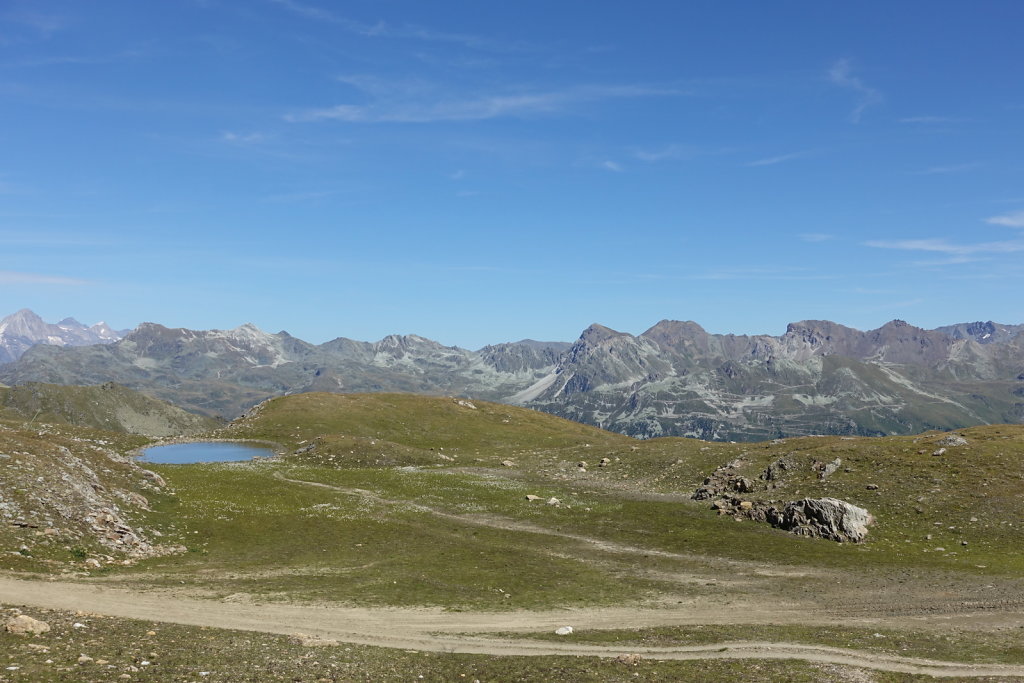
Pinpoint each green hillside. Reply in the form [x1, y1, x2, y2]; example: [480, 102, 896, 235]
[0, 382, 221, 437]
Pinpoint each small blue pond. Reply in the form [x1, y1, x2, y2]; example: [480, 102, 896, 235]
[140, 442, 275, 464]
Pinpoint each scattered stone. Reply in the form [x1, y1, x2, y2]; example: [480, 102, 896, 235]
[738, 501, 754, 511]
[937, 434, 968, 447]
[815, 457, 842, 479]
[77, 655, 94, 665]
[577, 461, 587, 468]
[599, 458, 611, 467]
[694, 460, 758, 500]
[761, 457, 791, 482]
[501, 460, 515, 467]
[4, 614, 50, 636]
[290, 633, 341, 647]
[866, 484, 879, 490]
[554, 626, 574, 636]
[546, 497, 561, 506]
[84, 558, 101, 569]
[615, 653, 643, 666]
[525, 495, 542, 502]
[139, 470, 166, 487]
[932, 448, 947, 457]
[454, 399, 477, 410]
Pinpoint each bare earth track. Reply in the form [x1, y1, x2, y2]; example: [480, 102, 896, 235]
[2, 576, 1024, 678]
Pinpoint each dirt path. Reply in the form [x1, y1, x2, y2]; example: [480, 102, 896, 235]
[273, 471, 736, 564]
[1, 576, 1023, 678]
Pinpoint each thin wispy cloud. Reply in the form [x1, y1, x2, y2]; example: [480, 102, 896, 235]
[687, 266, 837, 282]
[0, 180, 27, 195]
[745, 150, 812, 167]
[854, 297, 925, 313]
[865, 237, 1024, 256]
[0, 270, 89, 285]
[267, 0, 518, 51]
[285, 83, 685, 124]
[986, 210, 1024, 228]
[799, 233, 834, 243]
[828, 58, 882, 123]
[262, 189, 336, 203]
[632, 144, 695, 163]
[601, 160, 623, 172]
[911, 162, 981, 175]
[0, 232, 113, 247]
[1, 11, 68, 36]
[4, 49, 146, 69]
[221, 131, 266, 144]
[900, 116, 959, 124]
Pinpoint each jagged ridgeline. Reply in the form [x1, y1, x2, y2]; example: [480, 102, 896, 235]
[1, 315, 1022, 440]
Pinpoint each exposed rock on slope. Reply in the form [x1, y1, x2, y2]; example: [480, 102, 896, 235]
[692, 452, 874, 542]
[0, 422, 184, 567]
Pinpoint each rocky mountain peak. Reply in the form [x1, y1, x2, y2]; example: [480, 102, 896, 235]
[640, 320, 709, 348]
[0, 309, 127, 364]
[0, 309, 47, 337]
[936, 320, 1024, 345]
[578, 323, 627, 345]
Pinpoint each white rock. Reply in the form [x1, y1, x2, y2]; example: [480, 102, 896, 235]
[555, 626, 574, 636]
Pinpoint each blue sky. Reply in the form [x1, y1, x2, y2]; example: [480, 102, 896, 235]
[1, 1, 1022, 348]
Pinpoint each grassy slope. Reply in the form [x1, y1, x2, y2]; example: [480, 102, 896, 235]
[3, 391, 1024, 675]
[83, 393, 1021, 612]
[0, 382, 221, 437]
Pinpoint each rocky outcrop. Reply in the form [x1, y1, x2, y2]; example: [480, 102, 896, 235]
[767, 497, 873, 543]
[708, 495, 873, 543]
[0, 424, 186, 566]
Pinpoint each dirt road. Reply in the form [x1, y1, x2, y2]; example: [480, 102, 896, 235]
[2, 576, 1023, 678]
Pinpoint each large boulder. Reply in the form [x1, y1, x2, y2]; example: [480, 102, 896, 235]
[769, 497, 873, 543]
[5, 614, 50, 636]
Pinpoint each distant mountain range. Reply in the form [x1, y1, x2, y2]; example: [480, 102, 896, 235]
[0, 309, 125, 364]
[1, 309, 1022, 440]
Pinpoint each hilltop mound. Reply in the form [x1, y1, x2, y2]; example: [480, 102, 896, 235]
[0, 382, 221, 437]
[223, 392, 629, 465]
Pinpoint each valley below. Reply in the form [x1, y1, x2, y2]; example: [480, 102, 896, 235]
[2, 391, 1024, 680]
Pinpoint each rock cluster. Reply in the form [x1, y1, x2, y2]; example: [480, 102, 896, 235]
[692, 459, 754, 500]
[693, 454, 873, 543]
[710, 496, 873, 543]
